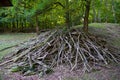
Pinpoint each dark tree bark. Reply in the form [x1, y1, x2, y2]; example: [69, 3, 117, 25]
[16, 19, 19, 30]
[65, 12, 71, 28]
[83, 0, 91, 32]
[24, 19, 27, 28]
[105, 0, 108, 23]
[35, 15, 39, 35]
[65, 0, 71, 28]
[12, 20, 15, 29]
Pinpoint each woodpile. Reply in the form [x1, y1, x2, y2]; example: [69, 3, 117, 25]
[0, 29, 118, 75]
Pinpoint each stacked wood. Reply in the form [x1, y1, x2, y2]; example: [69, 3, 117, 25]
[0, 29, 118, 75]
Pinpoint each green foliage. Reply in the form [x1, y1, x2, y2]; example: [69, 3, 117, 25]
[10, 66, 23, 72]
[115, 0, 120, 23]
[90, 0, 120, 23]
[0, 0, 120, 32]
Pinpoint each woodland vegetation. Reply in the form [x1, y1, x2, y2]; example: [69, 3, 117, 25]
[0, 0, 120, 33]
[0, 0, 120, 79]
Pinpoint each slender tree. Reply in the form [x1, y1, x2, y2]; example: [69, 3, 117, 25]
[83, 0, 91, 32]
[65, 0, 71, 28]
[111, 0, 117, 23]
[35, 15, 39, 35]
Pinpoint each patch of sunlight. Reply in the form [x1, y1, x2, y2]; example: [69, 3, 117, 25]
[89, 23, 105, 28]
[74, 23, 106, 29]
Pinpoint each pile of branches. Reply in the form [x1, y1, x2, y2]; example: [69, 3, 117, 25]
[0, 29, 118, 75]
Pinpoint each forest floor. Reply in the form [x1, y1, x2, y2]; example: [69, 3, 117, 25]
[0, 33, 35, 60]
[0, 23, 120, 80]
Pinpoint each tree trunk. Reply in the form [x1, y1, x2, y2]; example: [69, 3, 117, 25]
[21, 19, 24, 31]
[10, 21, 13, 32]
[98, 10, 101, 22]
[83, 0, 91, 32]
[16, 19, 19, 31]
[35, 15, 39, 35]
[24, 19, 27, 28]
[65, 0, 71, 28]
[111, 0, 117, 23]
[12, 20, 15, 31]
[105, 0, 108, 23]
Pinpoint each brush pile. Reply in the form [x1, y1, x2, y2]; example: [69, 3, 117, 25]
[0, 29, 118, 75]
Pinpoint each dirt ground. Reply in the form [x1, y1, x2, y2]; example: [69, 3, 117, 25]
[0, 23, 120, 80]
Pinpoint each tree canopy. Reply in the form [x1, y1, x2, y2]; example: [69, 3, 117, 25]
[0, 0, 120, 33]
